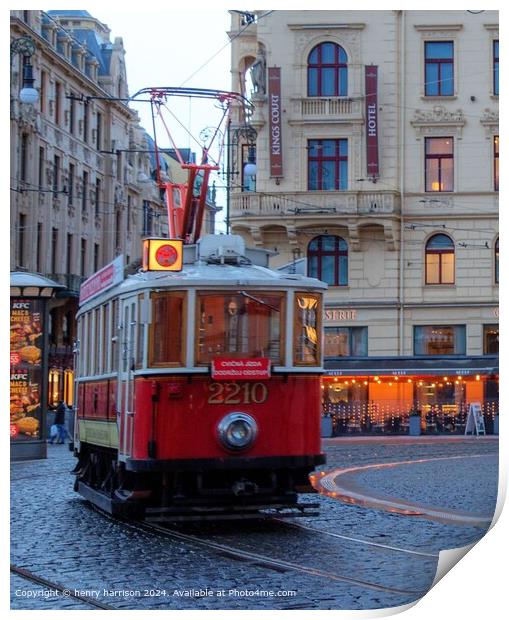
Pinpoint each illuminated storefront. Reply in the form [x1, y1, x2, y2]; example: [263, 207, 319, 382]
[10, 272, 63, 460]
[322, 362, 499, 435]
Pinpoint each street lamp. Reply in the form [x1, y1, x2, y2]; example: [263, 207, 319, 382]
[11, 35, 39, 105]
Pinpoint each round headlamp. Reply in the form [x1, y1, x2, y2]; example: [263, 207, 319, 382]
[217, 412, 258, 451]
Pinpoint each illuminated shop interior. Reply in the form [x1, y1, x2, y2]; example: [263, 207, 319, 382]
[321, 373, 499, 434]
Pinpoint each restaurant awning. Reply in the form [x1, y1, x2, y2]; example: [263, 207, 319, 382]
[323, 356, 499, 377]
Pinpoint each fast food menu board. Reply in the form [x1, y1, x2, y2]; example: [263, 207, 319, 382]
[10, 299, 44, 441]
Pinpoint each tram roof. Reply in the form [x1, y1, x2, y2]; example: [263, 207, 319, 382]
[78, 262, 327, 312]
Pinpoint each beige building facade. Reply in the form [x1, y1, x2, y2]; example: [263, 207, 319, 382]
[10, 10, 169, 407]
[228, 10, 499, 433]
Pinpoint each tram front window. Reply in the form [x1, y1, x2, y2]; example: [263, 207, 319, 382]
[197, 291, 284, 364]
[149, 291, 186, 366]
[294, 293, 322, 365]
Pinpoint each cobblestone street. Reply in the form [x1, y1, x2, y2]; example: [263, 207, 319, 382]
[11, 436, 498, 611]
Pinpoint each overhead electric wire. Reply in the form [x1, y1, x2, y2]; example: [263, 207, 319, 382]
[178, 11, 275, 88]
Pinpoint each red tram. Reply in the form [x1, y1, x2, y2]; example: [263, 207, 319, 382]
[72, 87, 327, 519]
[73, 236, 327, 519]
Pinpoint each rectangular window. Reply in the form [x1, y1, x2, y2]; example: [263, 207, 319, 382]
[95, 177, 102, 218]
[493, 40, 499, 96]
[136, 294, 145, 368]
[80, 238, 87, 276]
[116, 150, 122, 180]
[94, 243, 100, 272]
[111, 299, 119, 372]
[68, 163, 75, 206]
[83, 101, 89, 143]
[425, 137, 453, 192]
[494, 135, 499, 191]
[324, 327, 368, 357]
[127, 195, 132, 233]
[102, 304, 110, 372]
[483, 324, 499, 354]
[425, 41, 454, 96]
[79, 316, 86, 376]
[53, 155, 60, 195]
[20, 133, 29, 182]
[38, 147, 45, 189]
[66, 233, 73, 274]
[143, 200, 153, 236]
[51, 227, 58, 273]
[40, 70, 46, 114]
[414, 325, 466, 356]
[18, 214, 26, 267]
[82, 170, 88, 212]
[84, 313, 91, 377]
[93, 307, 100, 375]
[308, 139, 348, 191]
[115, 210, 121, 251]
[96, 112, 102, 150]
[149, 292, 186, 366]
[294, 292, 322, 366]
[197, 291, 285, 365]
[69, 93, 75, 134]
[36, 223, 43, 272]
[55, 82, 62, 125]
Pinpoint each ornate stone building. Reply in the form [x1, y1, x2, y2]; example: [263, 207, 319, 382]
[228, 10, 499, 432]
[10, 10, 168, 405]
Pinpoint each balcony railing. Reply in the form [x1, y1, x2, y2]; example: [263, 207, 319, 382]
[230, 190, 400, 218]
[290, 97, 363, 123]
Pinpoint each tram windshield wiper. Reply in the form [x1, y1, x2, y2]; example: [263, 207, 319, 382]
[238, 291, 280, 312]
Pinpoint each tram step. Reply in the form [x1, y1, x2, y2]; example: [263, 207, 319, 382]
[145, 502, 320, 522]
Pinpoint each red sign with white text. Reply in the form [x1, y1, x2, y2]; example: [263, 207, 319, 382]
[79, 255, 124, 304]
[211, 358, 271, 380]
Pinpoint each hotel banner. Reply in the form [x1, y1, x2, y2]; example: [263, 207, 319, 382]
[365, 65, 379, 178]
[268, 67, 283, 178]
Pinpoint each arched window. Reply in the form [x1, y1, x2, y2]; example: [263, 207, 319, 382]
[495, 238, 499, 284]
[308, 42, 348, 97]
[425, 234, 455, 284]
[307, 235, 348, 286]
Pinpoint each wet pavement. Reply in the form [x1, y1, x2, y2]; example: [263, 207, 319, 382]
[10, 436, 499, 611]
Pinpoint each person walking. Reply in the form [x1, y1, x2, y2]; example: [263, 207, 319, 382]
[50, 400, 68, 444]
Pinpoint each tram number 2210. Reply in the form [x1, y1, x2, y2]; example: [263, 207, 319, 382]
[207, 382, 268, 405]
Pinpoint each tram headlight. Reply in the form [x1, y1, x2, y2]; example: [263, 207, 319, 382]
[217, 413, 258, 451]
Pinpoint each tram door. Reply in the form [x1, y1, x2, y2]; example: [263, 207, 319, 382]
[118, 296, 138, 460]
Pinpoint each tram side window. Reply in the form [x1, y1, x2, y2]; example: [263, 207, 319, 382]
[111, 299, 119, 371]
[102, 303, 109, 373]
[196, 291, 285, 365]
[77, 317, 84, 376]
[294, 293, 322, 366]
[149, 292, 186, 366]
[136, 294, 145, 368]
[93, 307, 100, 375]
[83, 312, 90, 376]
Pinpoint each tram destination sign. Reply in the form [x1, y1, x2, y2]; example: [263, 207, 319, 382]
[211, 358, 271, 380]
[79, 255, 124, 304]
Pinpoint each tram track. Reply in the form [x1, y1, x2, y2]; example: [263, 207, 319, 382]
[130, 518, 427, 597]
[10, 564, 116, 610]
[272, 519, 439, 559]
